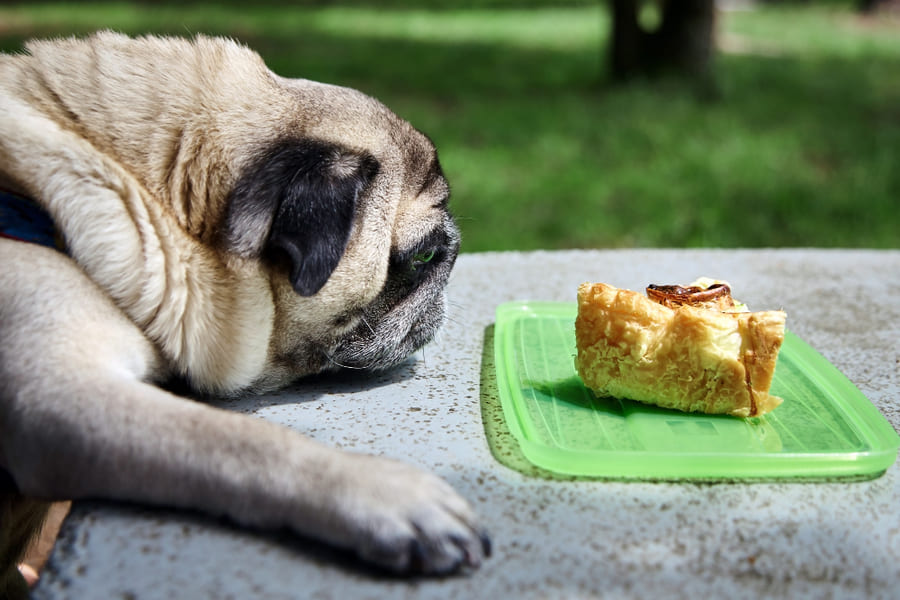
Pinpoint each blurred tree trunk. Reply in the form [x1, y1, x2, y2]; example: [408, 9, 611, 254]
[859, 0, 881, 12]
[859, 0, 897, 13]
[608, 0, 716, 83]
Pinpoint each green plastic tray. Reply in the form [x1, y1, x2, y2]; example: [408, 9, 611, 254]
[493, 301, 900, 480]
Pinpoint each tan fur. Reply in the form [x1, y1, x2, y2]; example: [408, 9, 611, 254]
[0, 32, 488, 578]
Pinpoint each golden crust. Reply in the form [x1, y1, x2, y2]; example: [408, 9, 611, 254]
[574, 282, 785, 417]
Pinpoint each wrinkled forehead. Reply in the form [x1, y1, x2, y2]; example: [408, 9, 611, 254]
[393, 141, 453, 245]
[279, 77, 407, 149]
[401, 135, 448, 201]
[278, 75, 452, 239]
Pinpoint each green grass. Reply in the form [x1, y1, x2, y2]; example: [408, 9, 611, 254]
[1, 2, 897, 250]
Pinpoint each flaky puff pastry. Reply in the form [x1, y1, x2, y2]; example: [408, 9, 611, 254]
[575, 282, 786, 417]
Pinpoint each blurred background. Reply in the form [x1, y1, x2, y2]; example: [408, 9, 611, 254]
[0, 0, 897, 252]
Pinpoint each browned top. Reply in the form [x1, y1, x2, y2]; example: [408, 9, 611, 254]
[646, 283, 736, 311]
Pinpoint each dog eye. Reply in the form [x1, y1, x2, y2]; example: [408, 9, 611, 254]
[412, 249, 436, 267]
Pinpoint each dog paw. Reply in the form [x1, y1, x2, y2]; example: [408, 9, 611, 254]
[324, 454, 491, 575]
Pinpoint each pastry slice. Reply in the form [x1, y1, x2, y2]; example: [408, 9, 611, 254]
[574, 280, 786, 417]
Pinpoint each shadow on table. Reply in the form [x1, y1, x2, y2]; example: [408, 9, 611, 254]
[202, 356, 426, 412]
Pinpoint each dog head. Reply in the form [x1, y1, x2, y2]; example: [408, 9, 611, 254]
[219, 85, 461, 384]
[214, 70, 462, 388]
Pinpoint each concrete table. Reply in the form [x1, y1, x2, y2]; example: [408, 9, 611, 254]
[35, 250, 900, 599]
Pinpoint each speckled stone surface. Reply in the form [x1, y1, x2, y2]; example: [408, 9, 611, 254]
[34, 250, 900, 599]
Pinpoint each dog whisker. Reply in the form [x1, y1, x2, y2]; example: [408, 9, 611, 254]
[419, 345, 428, 370]
[441, 314, 464, 328]
[322, 351, 370, 370]
[360, 315, 376, 337]
[445, 299, 467, 317]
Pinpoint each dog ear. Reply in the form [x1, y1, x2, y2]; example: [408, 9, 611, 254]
[222, 140, 379, 296]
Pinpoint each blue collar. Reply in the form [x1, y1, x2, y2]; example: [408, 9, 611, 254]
[0, 189, 65, 251]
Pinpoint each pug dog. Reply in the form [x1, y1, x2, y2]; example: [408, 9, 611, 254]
[0, 32, 489, 594]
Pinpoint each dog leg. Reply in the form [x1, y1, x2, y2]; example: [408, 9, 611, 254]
[0, 241, 489, 574]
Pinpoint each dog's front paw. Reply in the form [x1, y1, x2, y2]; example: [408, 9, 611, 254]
[323, 454, 491, 575]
